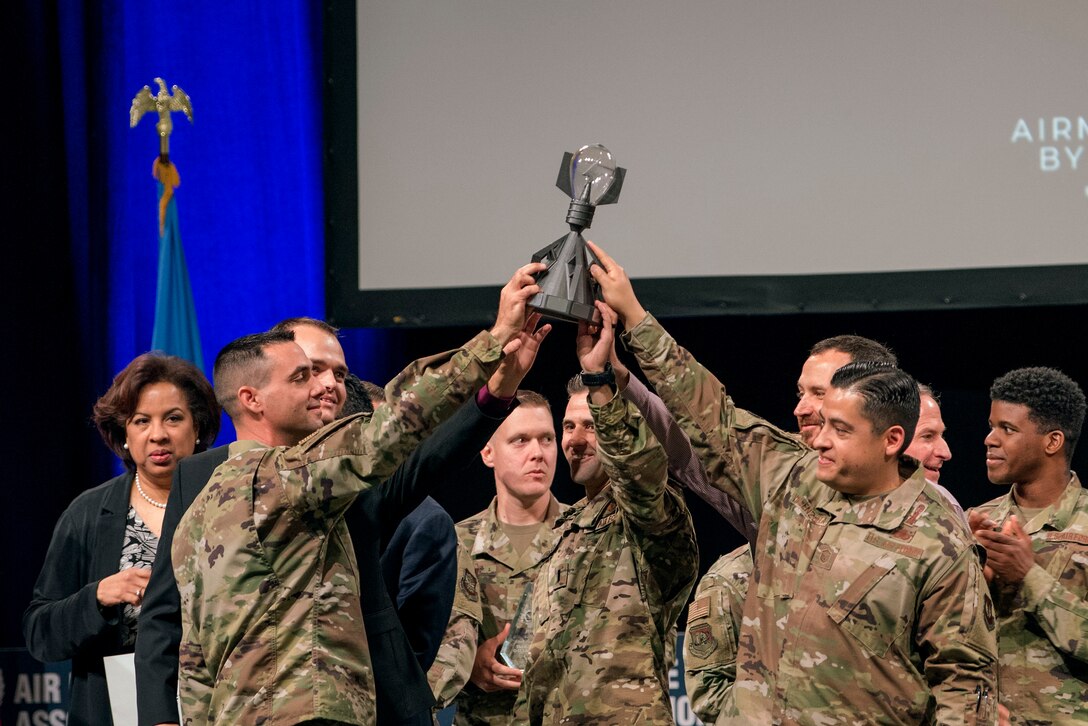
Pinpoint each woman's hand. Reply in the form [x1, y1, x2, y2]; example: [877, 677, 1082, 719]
[96, 567, 152, 607]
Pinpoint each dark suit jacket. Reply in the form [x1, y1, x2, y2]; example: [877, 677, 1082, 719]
[135, 446, 228, 726]
[23, 473, 135, 726]
[136, 396, 509, 725]
[379, 496, 457, 671]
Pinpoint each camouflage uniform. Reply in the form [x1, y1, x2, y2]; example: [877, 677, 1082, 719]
[172, 331, 503, 726]
[968, 474, 1088, 724]
[428, 495, 567, 724]
[429, 529, 484, 711]
[512, 393, 699, 724]
[683, 544, 752, 725]
[623, 313, 999, 726]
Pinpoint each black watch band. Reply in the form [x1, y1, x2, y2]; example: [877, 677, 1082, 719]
[579, 362, 615, 387]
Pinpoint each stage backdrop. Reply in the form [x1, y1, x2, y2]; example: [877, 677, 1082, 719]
[327, 0, 1088, 327]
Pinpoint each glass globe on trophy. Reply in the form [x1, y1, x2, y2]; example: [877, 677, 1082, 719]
[529, 144, 626, 324]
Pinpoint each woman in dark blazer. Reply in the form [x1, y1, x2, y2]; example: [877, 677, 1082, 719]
[23, 353, 219, 726]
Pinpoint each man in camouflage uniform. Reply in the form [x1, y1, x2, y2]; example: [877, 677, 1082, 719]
[586, 240, 999, 725]
[430, 531, 484, 706]
[969, 367, 1088, 723]
[170, 265, 542, 726]
[428, 390, 569, 724]
[512, 304, 699, 724]
[684, 350, 967, 720]
[683, 544, 752, 724]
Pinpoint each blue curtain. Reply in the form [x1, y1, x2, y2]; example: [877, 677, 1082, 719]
[58, 0, 337, 445]
[124, 2, 322, 367]
[3, 0, 388, 645]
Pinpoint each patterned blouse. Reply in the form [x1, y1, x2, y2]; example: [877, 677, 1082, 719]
[118, 506, 159, 647]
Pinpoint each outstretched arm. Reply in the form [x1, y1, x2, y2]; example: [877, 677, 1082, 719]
[286, 263, 546, 518]
[615, 352, 758, 542]
[581, 304, 699, 625]
[588, 239, 808, 527]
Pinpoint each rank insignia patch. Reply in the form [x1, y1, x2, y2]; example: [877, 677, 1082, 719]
[460, 570, 479, 602]
[983, 593, 996, 631]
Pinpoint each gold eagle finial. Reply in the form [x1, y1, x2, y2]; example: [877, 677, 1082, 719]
[130, 77, 193, 159]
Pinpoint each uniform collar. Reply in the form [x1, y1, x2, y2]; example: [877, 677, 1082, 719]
[988, 471, 1083, 534]
[555, 483, 616, 530]
[473, 494, 565, 573]
[229, 438, 269, 457]
[818, 465, 930, 531]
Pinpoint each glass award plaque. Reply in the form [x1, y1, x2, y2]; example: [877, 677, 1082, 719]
[499, 581, 534, 670]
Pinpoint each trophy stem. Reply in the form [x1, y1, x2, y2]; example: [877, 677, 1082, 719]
[566, 198, 595, 232]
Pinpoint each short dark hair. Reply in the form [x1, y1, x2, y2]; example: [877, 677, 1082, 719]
[341, 373, 375, 417]
[830, 361, 920, 455]
[566, 374, 587, 398]
[810, 335, 898, 367]
[990, 366, 1086, 461]
[92, 353, 221, 468]
[212, 330, 296, 417]
[270, 317, 339, 337]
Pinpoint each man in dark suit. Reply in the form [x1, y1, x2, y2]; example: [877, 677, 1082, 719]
[345, 371, 460, 672]
[136, 317, 549, 725]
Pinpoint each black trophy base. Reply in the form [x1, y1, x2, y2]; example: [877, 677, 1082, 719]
[529, 292, 601, 324]
[529, 230, 602, 325]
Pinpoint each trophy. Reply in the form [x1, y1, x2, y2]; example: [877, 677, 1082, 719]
[529, 144, 626, 324]
[498, 581, 535, 670]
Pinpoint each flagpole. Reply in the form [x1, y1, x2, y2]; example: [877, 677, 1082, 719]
[130, 78, 205, 371]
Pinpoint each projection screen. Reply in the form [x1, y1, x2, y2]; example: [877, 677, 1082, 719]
[325, 1, 1088, 327]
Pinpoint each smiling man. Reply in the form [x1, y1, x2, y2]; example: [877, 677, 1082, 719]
[168, 264, 541, 726]
[795, 335, 897, 446]
[586, 240, 999, 725]
[904, 383, 966, 523]
[686, 350, 970, 721]
[511, 305, 698, 724]
[968, 367, 1088, 723]
[271, 317, 349, 424]
[907, 385, 953, 484]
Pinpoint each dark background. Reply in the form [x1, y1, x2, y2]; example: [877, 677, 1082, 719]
[347, 303, 1088, 593]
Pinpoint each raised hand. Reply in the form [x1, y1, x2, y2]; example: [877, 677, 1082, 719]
[576, 301, 618, 384]
[585, 240, 647, 327]
[489, 313, 553, 398]
[491, 262, 546, 347]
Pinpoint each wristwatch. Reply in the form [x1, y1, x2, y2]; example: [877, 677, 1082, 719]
[579, 362, 615, 388]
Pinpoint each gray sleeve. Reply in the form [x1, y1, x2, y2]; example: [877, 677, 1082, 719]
[621, 373, 758, 542]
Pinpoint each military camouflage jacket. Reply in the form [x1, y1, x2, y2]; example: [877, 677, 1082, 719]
[968, 473, 1088, 724]
[429, 528, 484, 713]
[172, 331, 503, 726]
[624, 314, 999, 726]
[684, 544, 752, 725]
[512, 394, 699, 725]
[428, 495, 567, 724]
